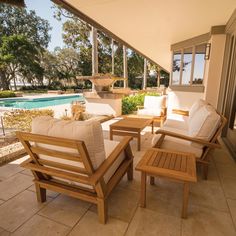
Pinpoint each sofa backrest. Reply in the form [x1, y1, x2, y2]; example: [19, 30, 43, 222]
[188, 104, 221, 145]
[31, 116, 106, 170]
[144, 95, 166, 110]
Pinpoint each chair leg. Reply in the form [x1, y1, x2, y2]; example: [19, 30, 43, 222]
[35, 183, 46, 203]
[150, 176, 155, 185]
[97, 198, 107, 224]
[127, 162, 133, 181]
[202, 164, 209, 180]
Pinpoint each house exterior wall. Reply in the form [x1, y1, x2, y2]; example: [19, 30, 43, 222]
[204, 34, 226, 107]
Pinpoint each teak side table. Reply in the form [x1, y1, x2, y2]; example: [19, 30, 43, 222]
[110, 117, 153, 151]
[135, 148, 197, 218]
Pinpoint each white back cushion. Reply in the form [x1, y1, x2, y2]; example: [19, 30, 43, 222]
[189, 99, 207, 121]
[32, 116, 106, 169]
[188, 105, 221, 145]
[144, 96, 165, 110]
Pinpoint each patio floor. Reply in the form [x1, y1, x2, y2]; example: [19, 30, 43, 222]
[0, 120, 236, 236]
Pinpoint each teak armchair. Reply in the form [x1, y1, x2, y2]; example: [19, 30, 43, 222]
[16, 132, 133, 224]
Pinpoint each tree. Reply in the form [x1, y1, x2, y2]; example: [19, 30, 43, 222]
[0, 35, 43, 90]
[0, 4, 51, 90]
[0, 4, 51, 49]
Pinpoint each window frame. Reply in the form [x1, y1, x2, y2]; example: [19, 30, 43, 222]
[170, 44, 207, 88]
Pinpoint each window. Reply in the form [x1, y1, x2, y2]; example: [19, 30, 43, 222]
[172, 51, 181, 85]
[182, 48, 192, 85]
[171, 43, 207, 86]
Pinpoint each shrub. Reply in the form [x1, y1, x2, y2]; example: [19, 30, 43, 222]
[0, 90, 16, 98]
[3, 109, 54, 132]
[122, 92, 160, 115]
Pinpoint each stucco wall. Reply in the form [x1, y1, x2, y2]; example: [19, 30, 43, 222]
[204, 34, 226, 107]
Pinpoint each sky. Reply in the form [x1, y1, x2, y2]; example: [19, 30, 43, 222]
[25, 0, 65, 51]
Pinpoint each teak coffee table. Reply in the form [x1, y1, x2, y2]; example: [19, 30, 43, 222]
[136, 148, 197, 218]
[110, 117, 153, 151]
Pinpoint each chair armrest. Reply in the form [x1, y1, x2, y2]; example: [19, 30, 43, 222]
[154, 129, 221, 149]
[90, 136, 133, 185]
[172, 109, 189, 116]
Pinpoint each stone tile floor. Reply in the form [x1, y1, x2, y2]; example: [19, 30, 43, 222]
[0, 124, 236, 236]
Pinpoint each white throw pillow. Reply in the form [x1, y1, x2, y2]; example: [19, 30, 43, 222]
[32, 116, 106, 169]
[189, 99, 207, 121]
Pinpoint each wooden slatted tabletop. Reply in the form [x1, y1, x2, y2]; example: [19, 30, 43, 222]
[136, 148, 197, 182]
[135, 148, 197, 218]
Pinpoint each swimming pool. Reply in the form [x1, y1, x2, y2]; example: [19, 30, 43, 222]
[0, 95, 84, 109]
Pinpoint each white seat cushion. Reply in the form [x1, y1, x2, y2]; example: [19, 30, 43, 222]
[164, 118, 188, 131]
[152, 126, 203, 158]
[32, 116, 105, 169]
[137, 108, 162, 116]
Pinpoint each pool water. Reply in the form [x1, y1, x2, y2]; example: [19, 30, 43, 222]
[0, 95, 84, 109]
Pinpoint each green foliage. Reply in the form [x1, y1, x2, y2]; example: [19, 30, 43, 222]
[122, 92, 160, 115]
[0, 4, 51, 49]
[3, 109, 54, 132]
[0, 90, 16, 98]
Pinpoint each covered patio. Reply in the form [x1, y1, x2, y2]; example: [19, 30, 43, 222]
[0, 0, 236, 235]
[0, 122, 235, 235]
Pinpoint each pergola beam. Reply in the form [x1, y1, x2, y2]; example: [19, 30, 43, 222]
[123, 45, 128, 88]
[91, 26, 98, 90]
[143, 58, 147, 90]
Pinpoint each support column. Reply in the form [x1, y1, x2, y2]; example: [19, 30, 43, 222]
[92, 26, 98, 90]
[157, 67, 161, 87]
[143, 58, 147, 90]
[111, 39, 115, 75]
[123, 45, 128, 88]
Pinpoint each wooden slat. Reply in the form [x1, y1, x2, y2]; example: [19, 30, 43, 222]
[35, 180, 97, 204]
[152, 151, 162, 167]
[38, 159, 88, 175]
[31, 146, 82, 162]
[163, 152, 172, 169]
[169, 154, 177, 170]
[136, 149, 154, 170]
[17, 132, 80, 149]
[180, 156, 187, 172]
[24, 163, 91, 185]
[174, 155, 182, 171]
[147, 150, 157, 166]
[158, 152, 167, 168]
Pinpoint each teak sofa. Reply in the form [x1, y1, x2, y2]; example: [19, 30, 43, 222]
[16, 116, 133, 224]
[152, 99, 227, 179]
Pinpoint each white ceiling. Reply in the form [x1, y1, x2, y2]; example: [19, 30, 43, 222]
[62, 0, 236, 71]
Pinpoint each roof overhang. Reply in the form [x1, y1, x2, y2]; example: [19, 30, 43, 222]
[53, 0, 236, 72]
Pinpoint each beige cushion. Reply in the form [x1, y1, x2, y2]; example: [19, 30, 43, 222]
[137, 108, 162, 116]
[32, 116, 105, 169]
[152, 132, 203, 158]
[189, 99, 207, 122]
[188, 105, 221, 144]
[164, 118, 188, 131]
[144, 95, 166, 110]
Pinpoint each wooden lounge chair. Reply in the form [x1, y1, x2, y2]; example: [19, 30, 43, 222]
[16, 117, 133, 224]
[137, 95, 167, 126]
[152, 99, 227, 179]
